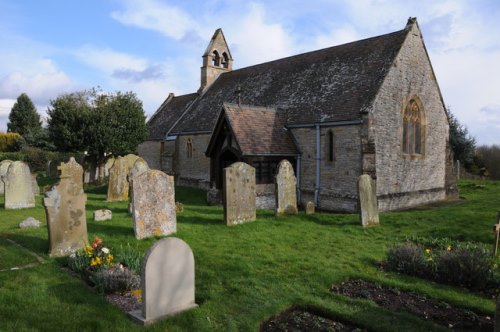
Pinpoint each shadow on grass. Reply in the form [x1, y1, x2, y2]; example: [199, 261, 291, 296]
[178, 215, 224, 226]
[3, 233, 49, 255]
[88, 223, 135, 238]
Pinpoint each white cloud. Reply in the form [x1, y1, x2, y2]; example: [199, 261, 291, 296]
[111, 0, 199, 41]
[75, 46, 149, 75]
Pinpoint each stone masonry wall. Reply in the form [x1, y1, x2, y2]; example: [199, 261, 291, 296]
[138, 141, 161, 170]
[371, 23, 449, 211]
[175, 134, 211, 189]
[290, 125, 362, 212]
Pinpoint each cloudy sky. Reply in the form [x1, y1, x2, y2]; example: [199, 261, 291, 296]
[0, 0, 499, 145]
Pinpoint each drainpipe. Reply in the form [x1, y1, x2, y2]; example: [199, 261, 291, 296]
[314, 124, 321, 206]
[296, 155, 301, 204]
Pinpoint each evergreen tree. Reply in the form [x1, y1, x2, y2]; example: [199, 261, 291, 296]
[7, 93, 42, 144]
[447, 108, 476, 169]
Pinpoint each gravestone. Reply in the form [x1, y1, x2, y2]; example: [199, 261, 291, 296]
[358, 174, 379, 227]
[124, 154, 140, 169]
[32, 175, 40, 196]
[107, 156, 130, 202]
[306, 201, 315, 215]
[128, 158, 150, 213]
[223, 162, 256, 226]
[44, 157, 88, 257]
[275, 159, 298, 216]
[4, 161, 35, 209]
[19, 217, 41, 228]
[132, 170, 176, 240]
[104, 157, 115, 177]
[94, 209, 112, 221]
[0, 160, 13, 195]
[128, 237, 198, 325]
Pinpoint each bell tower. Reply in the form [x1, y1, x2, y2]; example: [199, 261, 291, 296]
[199, 28, 233, 93]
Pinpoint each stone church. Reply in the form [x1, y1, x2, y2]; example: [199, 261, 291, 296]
[139, 18, 457, 212]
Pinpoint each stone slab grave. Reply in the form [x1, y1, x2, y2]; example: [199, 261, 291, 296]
[132, 169, 176, 240]
[19, 217, 41, 228]
[93, 209, 112, 221]
[358, 174, 379, 227]
[275, 159, 298, 216]
[305, 201, 315, 215]
[44, 157, 88, 257]
[0, 159, 13, 195]
[223, 162, 256, 226]
[107, 154, 140, 202]
[128, 237, 198, 325]
[128, 158, 149, 214]
[3, 161, 35, 209]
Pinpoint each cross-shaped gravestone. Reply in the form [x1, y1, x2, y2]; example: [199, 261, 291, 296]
[493, 211, 500, 256]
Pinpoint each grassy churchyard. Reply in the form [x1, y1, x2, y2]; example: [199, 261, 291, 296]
[0, 178, 499, 331]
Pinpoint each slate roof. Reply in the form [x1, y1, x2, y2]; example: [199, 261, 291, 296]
[169, 25, 410, 135]
[220, 103, 299, 156]
[147, 93, 198, 139]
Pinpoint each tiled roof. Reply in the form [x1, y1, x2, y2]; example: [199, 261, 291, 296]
[223, 103, 298, 156]
[170, 26, 409, 134]
[147, 93, 198, 139]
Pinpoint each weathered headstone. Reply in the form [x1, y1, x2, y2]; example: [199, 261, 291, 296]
[493, 212, 500, 256]
[94, 209, 112, 221]
[223, 162, 256, 226]
[19, 217, 41, 228]
[47, 160, 60, 179]
[128, 158, 150, 213]
[128, 237, 198, 325]
[0, 160, 13, 195]
[44, 157, 88, 257]
[358, 174, 379, 227]
[275, 159, 298, 216]
[124, 154, 140, 169]
[132, 170, 176, 240]
[4, 161, 35, 209]
[104, 157, 115, 177]
[306, 201, 315, 215]
[32, 175, 40, 196]
[107, 156, 130, 202]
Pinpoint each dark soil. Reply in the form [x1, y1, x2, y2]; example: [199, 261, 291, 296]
[105, 292, 141, 312]
[260, 306, 367, 332]
[330, 279, 493, 331]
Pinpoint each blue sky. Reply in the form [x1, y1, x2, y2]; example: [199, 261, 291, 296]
[1, 0, 499, 145]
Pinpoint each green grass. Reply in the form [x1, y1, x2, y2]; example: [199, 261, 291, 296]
[0, 179, 498, 331]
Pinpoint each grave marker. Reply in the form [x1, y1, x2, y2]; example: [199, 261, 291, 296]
[0, 160, 13, 195]
[275, 159, 298, 216]
[223, 162, 256, 226]
[128, 237, 198, 325]
[358, 174, 379, 227]
[4, 161, 35, 209]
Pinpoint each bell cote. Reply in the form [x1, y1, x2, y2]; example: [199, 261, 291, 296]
[199, 28, 233, 93]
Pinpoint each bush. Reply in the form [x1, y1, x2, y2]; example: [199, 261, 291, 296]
[435, 246, 494, 290]
[386, 239, 498, 291]
[0, 148, 83, 172]
[386, 243, 431, 278]
[116, 244, 142, 274]
[0, 132, 24, 152]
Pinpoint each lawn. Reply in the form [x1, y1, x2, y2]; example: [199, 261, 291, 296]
[0, 179, 498, 331]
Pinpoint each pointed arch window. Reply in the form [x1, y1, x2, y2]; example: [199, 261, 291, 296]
[402, 99, 424, 157]
[186, 138, 193, 158]
[327, 130, 335, 163]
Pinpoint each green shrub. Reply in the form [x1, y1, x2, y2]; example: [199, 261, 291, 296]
[435, 246, 494, 290]
[116, 244, 142, 274]
[0, 132, 24, 152]
[0, 148, 83, 172]
[386, 243, 431, 278]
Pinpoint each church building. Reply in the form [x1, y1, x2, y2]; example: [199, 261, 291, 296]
[138, 18, 457, 212]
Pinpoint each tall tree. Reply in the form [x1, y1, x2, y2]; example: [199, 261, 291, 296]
[447, 108, 476, 169]
[7, 93, 42, 145]
[47, 89, 148, 161]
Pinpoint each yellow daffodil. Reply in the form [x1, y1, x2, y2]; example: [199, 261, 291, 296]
[447, 245, 452, 251]
[90, 257, 102, 267]
[106, 255, 114, 265]
[84, 245, 94, 257]
[425, 248, 431, 254]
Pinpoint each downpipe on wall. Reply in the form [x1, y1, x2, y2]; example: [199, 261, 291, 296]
[314, 124, 321, 206]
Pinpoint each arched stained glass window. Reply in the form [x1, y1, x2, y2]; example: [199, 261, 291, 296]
[402, 99, 423, 156]
[187, 138, 193, 158]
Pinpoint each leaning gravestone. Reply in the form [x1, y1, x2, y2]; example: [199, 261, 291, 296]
[275, 159, 298, 216]
[44, 157, 88, 257]
[358, 174, 379, 227]
[132, 170, 176, 240]
[223, 162, 256, 226]
[0, 160, 13, 195]
[4, 161, 35, 209]
[128, 237, 198, 325]
[128, 158, 150, 213]
[107, 156, 130, 202]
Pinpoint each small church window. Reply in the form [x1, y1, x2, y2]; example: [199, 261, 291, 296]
[212, 51, 220, 67]
[402, 99, 423, 156]
[187, 138, 193, 158]
[327, 131, 334, 162]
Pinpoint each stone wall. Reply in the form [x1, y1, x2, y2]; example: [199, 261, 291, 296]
[371, 23, 450, 211]
[290, 125, 362, 212]
[138, 141, 161, 170]
[174, 134, 211, 189]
